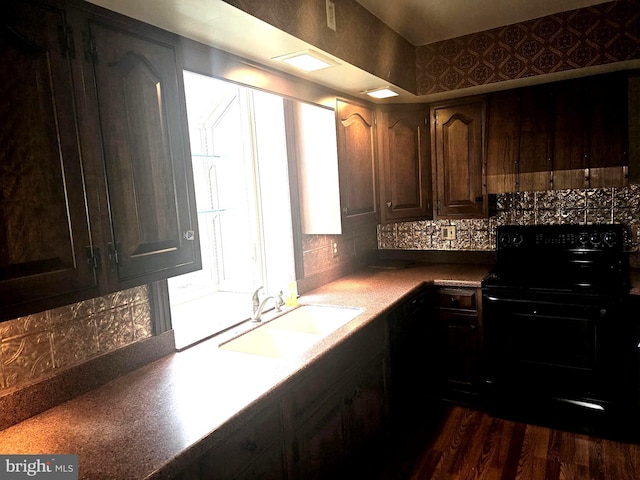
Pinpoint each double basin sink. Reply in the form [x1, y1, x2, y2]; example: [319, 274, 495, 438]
[219, 305, 363, 359]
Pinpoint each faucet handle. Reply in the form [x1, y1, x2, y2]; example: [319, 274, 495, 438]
[275, 291, 284, 312]
[252, 286, 263, 313]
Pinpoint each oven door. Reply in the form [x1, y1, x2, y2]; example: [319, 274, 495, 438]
[482, 290, 626, 403]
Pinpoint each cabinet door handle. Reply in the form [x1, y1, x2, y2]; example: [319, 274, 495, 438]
[240, 439, 257, 453]
[386, 202, 392, 208]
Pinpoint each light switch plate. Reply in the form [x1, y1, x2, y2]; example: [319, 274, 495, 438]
[326, 0, 336, 31]
[441, 225, 457, 240]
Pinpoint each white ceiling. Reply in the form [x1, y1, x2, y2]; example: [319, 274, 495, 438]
[86, 0, 626, 103]
[355, 0, 612, 45]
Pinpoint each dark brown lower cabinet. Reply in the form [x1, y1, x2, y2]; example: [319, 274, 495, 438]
[435, 288, 483, 404]
[283, 321, 389, 479]
[174, 319, 390, 480]
[387, 287, 436, 421]
[197, 403, 285, 480]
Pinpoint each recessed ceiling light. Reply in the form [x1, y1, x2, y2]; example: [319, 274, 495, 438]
[363, 87, 399, 99]
[272, 49, 338, 72]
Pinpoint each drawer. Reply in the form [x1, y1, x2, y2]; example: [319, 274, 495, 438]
[437, 288, 477, 311]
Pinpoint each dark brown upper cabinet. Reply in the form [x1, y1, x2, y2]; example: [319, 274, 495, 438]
[0, 0, 99, 320]
[486, 89, 520, 195]
[378, 106, 432, 224]
[431, 98, 487, 218]
[0, 0, 200, 321]
[585, 73, 628, 188]
[85, 14, 200, 288]
[335, 99, 378, 227]
[630, 72, 640, 185]
[486, 71, 631, 193]
[553, 74, 628, 190]
[517, 85, 554, 192]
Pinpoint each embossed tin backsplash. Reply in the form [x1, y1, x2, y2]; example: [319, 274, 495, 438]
[378, 185, 640, 257]
[0, 286, 152, 392]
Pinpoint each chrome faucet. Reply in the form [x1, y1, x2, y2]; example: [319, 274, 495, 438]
[251, 286, 284, 322]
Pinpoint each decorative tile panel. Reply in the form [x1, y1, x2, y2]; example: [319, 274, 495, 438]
[0, 313, 49, 340]
[416, 0, 640, 96]
[51, 318, 98, 369]
[381, 185, 640, 256]
[95, 305, 134, 353]
[48, 299, 94, 326]
[2, 332, 54, 389]
[132, 302, 153, 340]
[0, 286, 154, 392]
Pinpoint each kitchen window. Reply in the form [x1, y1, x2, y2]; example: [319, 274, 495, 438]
[168, 71, 296, 349]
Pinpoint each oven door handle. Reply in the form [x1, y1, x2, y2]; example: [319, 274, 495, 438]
[484, 295, 501, 302]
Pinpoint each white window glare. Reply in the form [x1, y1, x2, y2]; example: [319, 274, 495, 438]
[169, 71, 295, 349]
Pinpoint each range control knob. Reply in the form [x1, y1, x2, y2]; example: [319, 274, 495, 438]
[578, 232, 589, 245]
[510, 233, 523, 246]
[498, 233, 510, 249]
[603, 231, 618, 248]
[589, 232, 602, 246]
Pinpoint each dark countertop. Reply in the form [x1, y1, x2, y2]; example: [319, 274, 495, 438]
[1, 261, 634, 478]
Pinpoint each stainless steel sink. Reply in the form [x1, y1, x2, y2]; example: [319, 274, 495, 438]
[219, 305, 363, 358]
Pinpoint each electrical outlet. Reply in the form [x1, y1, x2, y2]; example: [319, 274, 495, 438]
[326, 0, 336, 31]
[332, 241, 338, 257]
[441, 225, 457, 240]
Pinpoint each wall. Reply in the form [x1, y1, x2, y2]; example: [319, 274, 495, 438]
[223, 0, 639, 98]
[379, 185, 640, 267]
[0, 286, 152, 393]
[416, 0, 640, 95]
[299, 222, 378, 293]
[220, 0, 416, 93]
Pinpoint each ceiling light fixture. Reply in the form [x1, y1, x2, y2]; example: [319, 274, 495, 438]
[272, 49, 338, 72]
[363, 87, 399, 99]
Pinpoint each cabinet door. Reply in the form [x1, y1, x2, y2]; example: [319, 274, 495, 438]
[439, 311, 481, 396]
[199, 403, 284, 480]
[518, 86, 553, 191]
[288, 391, 347, 480]
[587, 73, 628, 188]
[336, 100, 378, 227]
[344, 354, 389, 457]
[378, 107, 432, 223]
[0, 0, 97, 320]
[553, 79, 588, 190]
[486, 90, 519, 194]
[431, 100, 486, 218]
[88, 19, 200, 287]
[630, 73, 640, 185]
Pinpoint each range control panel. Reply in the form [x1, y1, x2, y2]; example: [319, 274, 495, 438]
[496, 224, 625, 251]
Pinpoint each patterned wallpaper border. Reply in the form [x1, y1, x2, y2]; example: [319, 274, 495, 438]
[416, 0, 640, 95]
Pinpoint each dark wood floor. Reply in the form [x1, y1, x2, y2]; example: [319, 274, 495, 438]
[367, 406, 640, 480]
